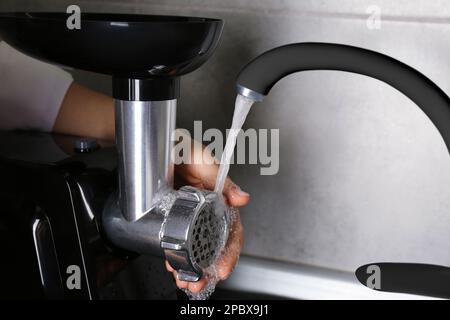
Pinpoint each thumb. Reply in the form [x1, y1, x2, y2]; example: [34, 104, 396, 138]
[222, 178, 250, 208]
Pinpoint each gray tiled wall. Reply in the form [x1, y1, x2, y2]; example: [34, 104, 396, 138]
[3, 1, 450, 273]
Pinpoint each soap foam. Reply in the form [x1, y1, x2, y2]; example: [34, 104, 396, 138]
[183, 206, 240, 300]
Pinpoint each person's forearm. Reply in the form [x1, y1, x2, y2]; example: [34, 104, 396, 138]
[53, 83, 115, 141]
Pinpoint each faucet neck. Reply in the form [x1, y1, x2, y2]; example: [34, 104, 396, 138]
[237, 42, 450, 154]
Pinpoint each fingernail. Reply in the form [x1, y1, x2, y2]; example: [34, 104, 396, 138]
[231, 184, 250, 197]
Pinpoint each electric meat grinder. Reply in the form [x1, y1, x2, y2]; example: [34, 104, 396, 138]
[0, 12, 226, 298]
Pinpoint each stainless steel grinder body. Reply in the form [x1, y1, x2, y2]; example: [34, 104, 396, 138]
[115, 99, 176, 222]
[103, 80, 229, 282]
[0, 12, 227, 285]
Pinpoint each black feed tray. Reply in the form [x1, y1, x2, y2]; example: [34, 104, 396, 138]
[0, 12, 224, 78]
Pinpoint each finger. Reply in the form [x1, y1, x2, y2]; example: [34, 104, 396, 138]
[216, 237, 243, 280]
[174, 136, 217, 189]
[187, 277, 209, 294]
[167, 262, 190, 290]
[185, 161, 220, 190]
[195, 167, 250, 207]
[217, 216, 244, 280]
[217, 259, 235, 280]
[224, 182, 250, 207]
[182, 139, 235, 192]
[174, 271, 189, 289]
[165, 260, 174, 272]
[176, 138, 251, 205]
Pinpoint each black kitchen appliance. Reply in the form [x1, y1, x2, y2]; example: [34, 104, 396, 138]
[0, 12, 224, 299]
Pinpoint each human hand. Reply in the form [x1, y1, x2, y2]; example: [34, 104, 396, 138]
[167, 134, 250, 293]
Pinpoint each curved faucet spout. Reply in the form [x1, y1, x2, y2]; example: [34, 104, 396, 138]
[236, 42, 450, 153]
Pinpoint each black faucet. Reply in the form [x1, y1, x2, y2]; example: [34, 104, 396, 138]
[236, 42, 450, 153]
[237, 42, 450, 298]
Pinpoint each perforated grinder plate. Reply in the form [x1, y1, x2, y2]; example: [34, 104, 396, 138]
[190, 202, 224, 269]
